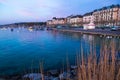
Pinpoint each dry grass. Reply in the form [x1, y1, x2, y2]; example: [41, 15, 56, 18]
[77, 40, 120, 80]
[40, 61, 44, 80]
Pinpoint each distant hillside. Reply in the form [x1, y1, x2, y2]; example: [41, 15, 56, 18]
[14, 22, 46, 26]
[0, 22, 46, 27]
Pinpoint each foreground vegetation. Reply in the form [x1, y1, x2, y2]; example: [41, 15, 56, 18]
[76, 41, 120, 80]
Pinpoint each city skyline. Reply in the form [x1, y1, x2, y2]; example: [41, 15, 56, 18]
[0, 0, 120, 25]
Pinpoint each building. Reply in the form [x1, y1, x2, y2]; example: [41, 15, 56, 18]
[93, 4, 120, 27]
[47, 20, 53, 26]
[47, 4, 120, 27]
[67, 15, 83, 26]
[66, 15, 73, 25]
[118, 7, 120, 26]
[83, 12, 94, 24]
[53, 17, 66, 25]
[47, 17, 66, 26]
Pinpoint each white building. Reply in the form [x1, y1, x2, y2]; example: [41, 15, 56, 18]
[83, 12, 94, 24]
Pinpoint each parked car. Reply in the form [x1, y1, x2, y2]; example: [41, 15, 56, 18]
[111, 26, 118, 31]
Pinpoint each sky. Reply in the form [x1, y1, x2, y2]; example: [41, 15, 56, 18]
[0, 0, 120, 25]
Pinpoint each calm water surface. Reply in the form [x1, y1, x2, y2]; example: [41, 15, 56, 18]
[0, 27, 120, 75]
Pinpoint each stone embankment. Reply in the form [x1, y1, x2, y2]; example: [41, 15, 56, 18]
[0, 65, 77, 80]
[53, 28, 120, 37]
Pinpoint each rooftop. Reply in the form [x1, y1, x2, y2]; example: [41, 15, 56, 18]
[83, 12, 93, 16]
[52, 17, 65, 20]
[93, 4, 120, 12]
[71, 15, 83, 18]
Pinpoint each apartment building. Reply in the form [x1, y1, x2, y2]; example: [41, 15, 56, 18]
[118, 7, 120, 26]
[83, 12, 94, 24]
[47, 20, 53, 26]
[93, 4, 120, 27]
[47, 17, 66, 26]
[68, 15, 83, 26]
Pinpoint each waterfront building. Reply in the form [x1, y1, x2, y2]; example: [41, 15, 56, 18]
[47, 4, 120, 27]
[47, 20, 53, 26]
[53, 17, 66, 25]
[68, 15, 83, 26]
[83, 12, 94, 24]
[118, 7, 120, 26]
[93, 4, 120, 27]
[47, 17, 66, 26]
[66, 15, 74, 25]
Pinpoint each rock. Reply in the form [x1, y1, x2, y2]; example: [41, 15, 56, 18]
[44, 76, 50, 80]
[70, 65, 77, 70]
[23, 73, 52, 80]
[59, 72, 71, 80]
[48, 70, 59, 76]
[23, 73, 42, 80]
[51, 77, 59, 80]
[71, 70, 77, 76]
[49, 76, 59, 80]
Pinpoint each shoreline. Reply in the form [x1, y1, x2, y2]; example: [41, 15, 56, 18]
[52, 28, 120, 37]
[0, 65, 77, 80]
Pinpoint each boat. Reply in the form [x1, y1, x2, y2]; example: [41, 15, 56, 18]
[11, 28, 14, 32]
[46, 27, 52, 30]
[1, 27, 7, 30]
[28, 27, 33, 32]
[111, 26, 119, 31]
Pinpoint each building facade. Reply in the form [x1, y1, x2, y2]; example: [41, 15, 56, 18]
[68, 15, 83, 26]
[66, 15, 73, 25]
[83, 12, 94, 24]
[47, 4, 120, 27]
[93, 4, 120, 27]
[118, 7, 120, 26]
[47, 20, 53, 26]
[47, 17, 66, 26]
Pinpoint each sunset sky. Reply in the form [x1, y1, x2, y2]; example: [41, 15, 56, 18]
[0, 0, 120, 25]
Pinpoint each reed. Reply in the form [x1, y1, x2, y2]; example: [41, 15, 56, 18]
[40, 61, 44, 80]
[77, 40, 120, 80]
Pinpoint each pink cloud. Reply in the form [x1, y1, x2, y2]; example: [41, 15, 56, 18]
[0, 0, 6, 4]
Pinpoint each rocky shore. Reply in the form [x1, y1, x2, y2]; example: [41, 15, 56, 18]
[0, 65, 78, 80]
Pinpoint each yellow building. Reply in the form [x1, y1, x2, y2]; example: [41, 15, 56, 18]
[47, 17, 66, 26]
[93, 4, 120, 27]
[68, 15, 83, 26]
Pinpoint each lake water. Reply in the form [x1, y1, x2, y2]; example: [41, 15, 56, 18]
[0, 27, 120, 76]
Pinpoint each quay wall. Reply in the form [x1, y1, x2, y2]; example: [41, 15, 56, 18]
[53, 28, 120, 37]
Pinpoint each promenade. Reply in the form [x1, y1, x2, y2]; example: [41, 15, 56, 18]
[53, 28, 120, 37]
